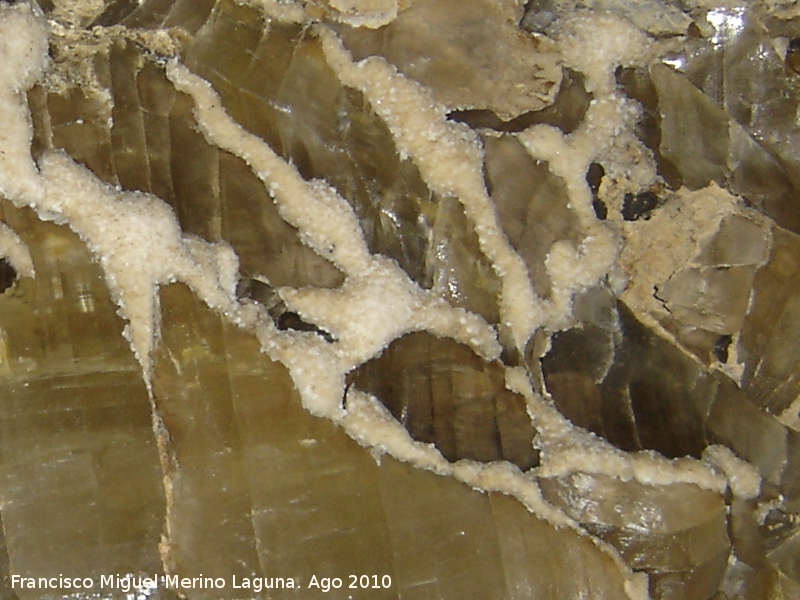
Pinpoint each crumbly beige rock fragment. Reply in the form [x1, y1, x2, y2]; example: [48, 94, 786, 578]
[620, 185, 744, 323]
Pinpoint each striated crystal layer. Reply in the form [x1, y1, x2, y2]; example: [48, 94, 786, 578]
[0, 203, 166, 597]
[4, 0, 800, 598]
[540, 472, 730, 599]
[348, 331, 538, 469]
[150, 284, 628, 599]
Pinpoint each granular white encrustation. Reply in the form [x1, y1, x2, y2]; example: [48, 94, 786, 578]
[0, 5, 769, 597]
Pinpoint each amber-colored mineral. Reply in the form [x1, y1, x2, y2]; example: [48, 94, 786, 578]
[2, 0, 800, 599]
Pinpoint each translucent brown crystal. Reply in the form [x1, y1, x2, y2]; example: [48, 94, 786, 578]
[348, 331, 538, 469]
[334, 0, 563, 120]
[483, 133, 580, 300]
[29, 37, 346, 291]
[539, 472, 730, 599]
[3, 0, 800, 598]
[0, 203, 166, 594]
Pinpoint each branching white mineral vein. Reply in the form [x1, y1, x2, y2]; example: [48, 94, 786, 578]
[317, 26, 547, 349]
[0, 3, 773, 597]
[165, 59, 502, 414]
[0, 4, 245, 385]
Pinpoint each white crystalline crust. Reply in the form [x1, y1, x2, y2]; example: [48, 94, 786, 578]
[164, 52, 650, 594]
[318, 28, 545, 347]
[703, 444, 762, 500]
[0, 221, 35, 279]
[0, 2, 769, 597]
[165, 60, 501, 417]
[38, 152, 243, 380]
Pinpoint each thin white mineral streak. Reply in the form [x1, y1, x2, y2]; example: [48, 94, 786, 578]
[0, 3, 48, 205]
[318, 27, 546, 350]
[161, 65, 648, 589]
[0, 3, 767, 598]
[38, 152, 243, 381]
[165, 60, 502, 417]
[703, 445, 762, 500]
[0, 4, 244, 385]
[0, 221, 35, 278]
[518, 11, 655, 329]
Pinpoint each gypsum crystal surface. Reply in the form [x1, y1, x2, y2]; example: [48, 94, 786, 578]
[1, 0, 800, 599]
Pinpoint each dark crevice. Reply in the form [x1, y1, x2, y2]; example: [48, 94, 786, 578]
[447, 69, 591, 135]
[0, 259, 17, 294]
[237, 276, 335, 342]
[276, 312, 335, 343]
[592, 198, 608, 221]
[714, 334, 733, 363]
[586, 162, 607, 220]
[622, 191, 661, 221]
[787, 38, 800, 74]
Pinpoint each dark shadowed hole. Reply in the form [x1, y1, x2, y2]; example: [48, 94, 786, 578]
[622, 191, 661, 221]
[787, 38, 800, 74]
[277, 312, 335, 343]
[586, 163, 607, 220]
[0, 259, 17, 293]
[714, 334, 732, 363]
[237, 277, 335, 342]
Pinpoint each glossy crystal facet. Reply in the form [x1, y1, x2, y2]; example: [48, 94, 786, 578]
[3, 0, 800, 598]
